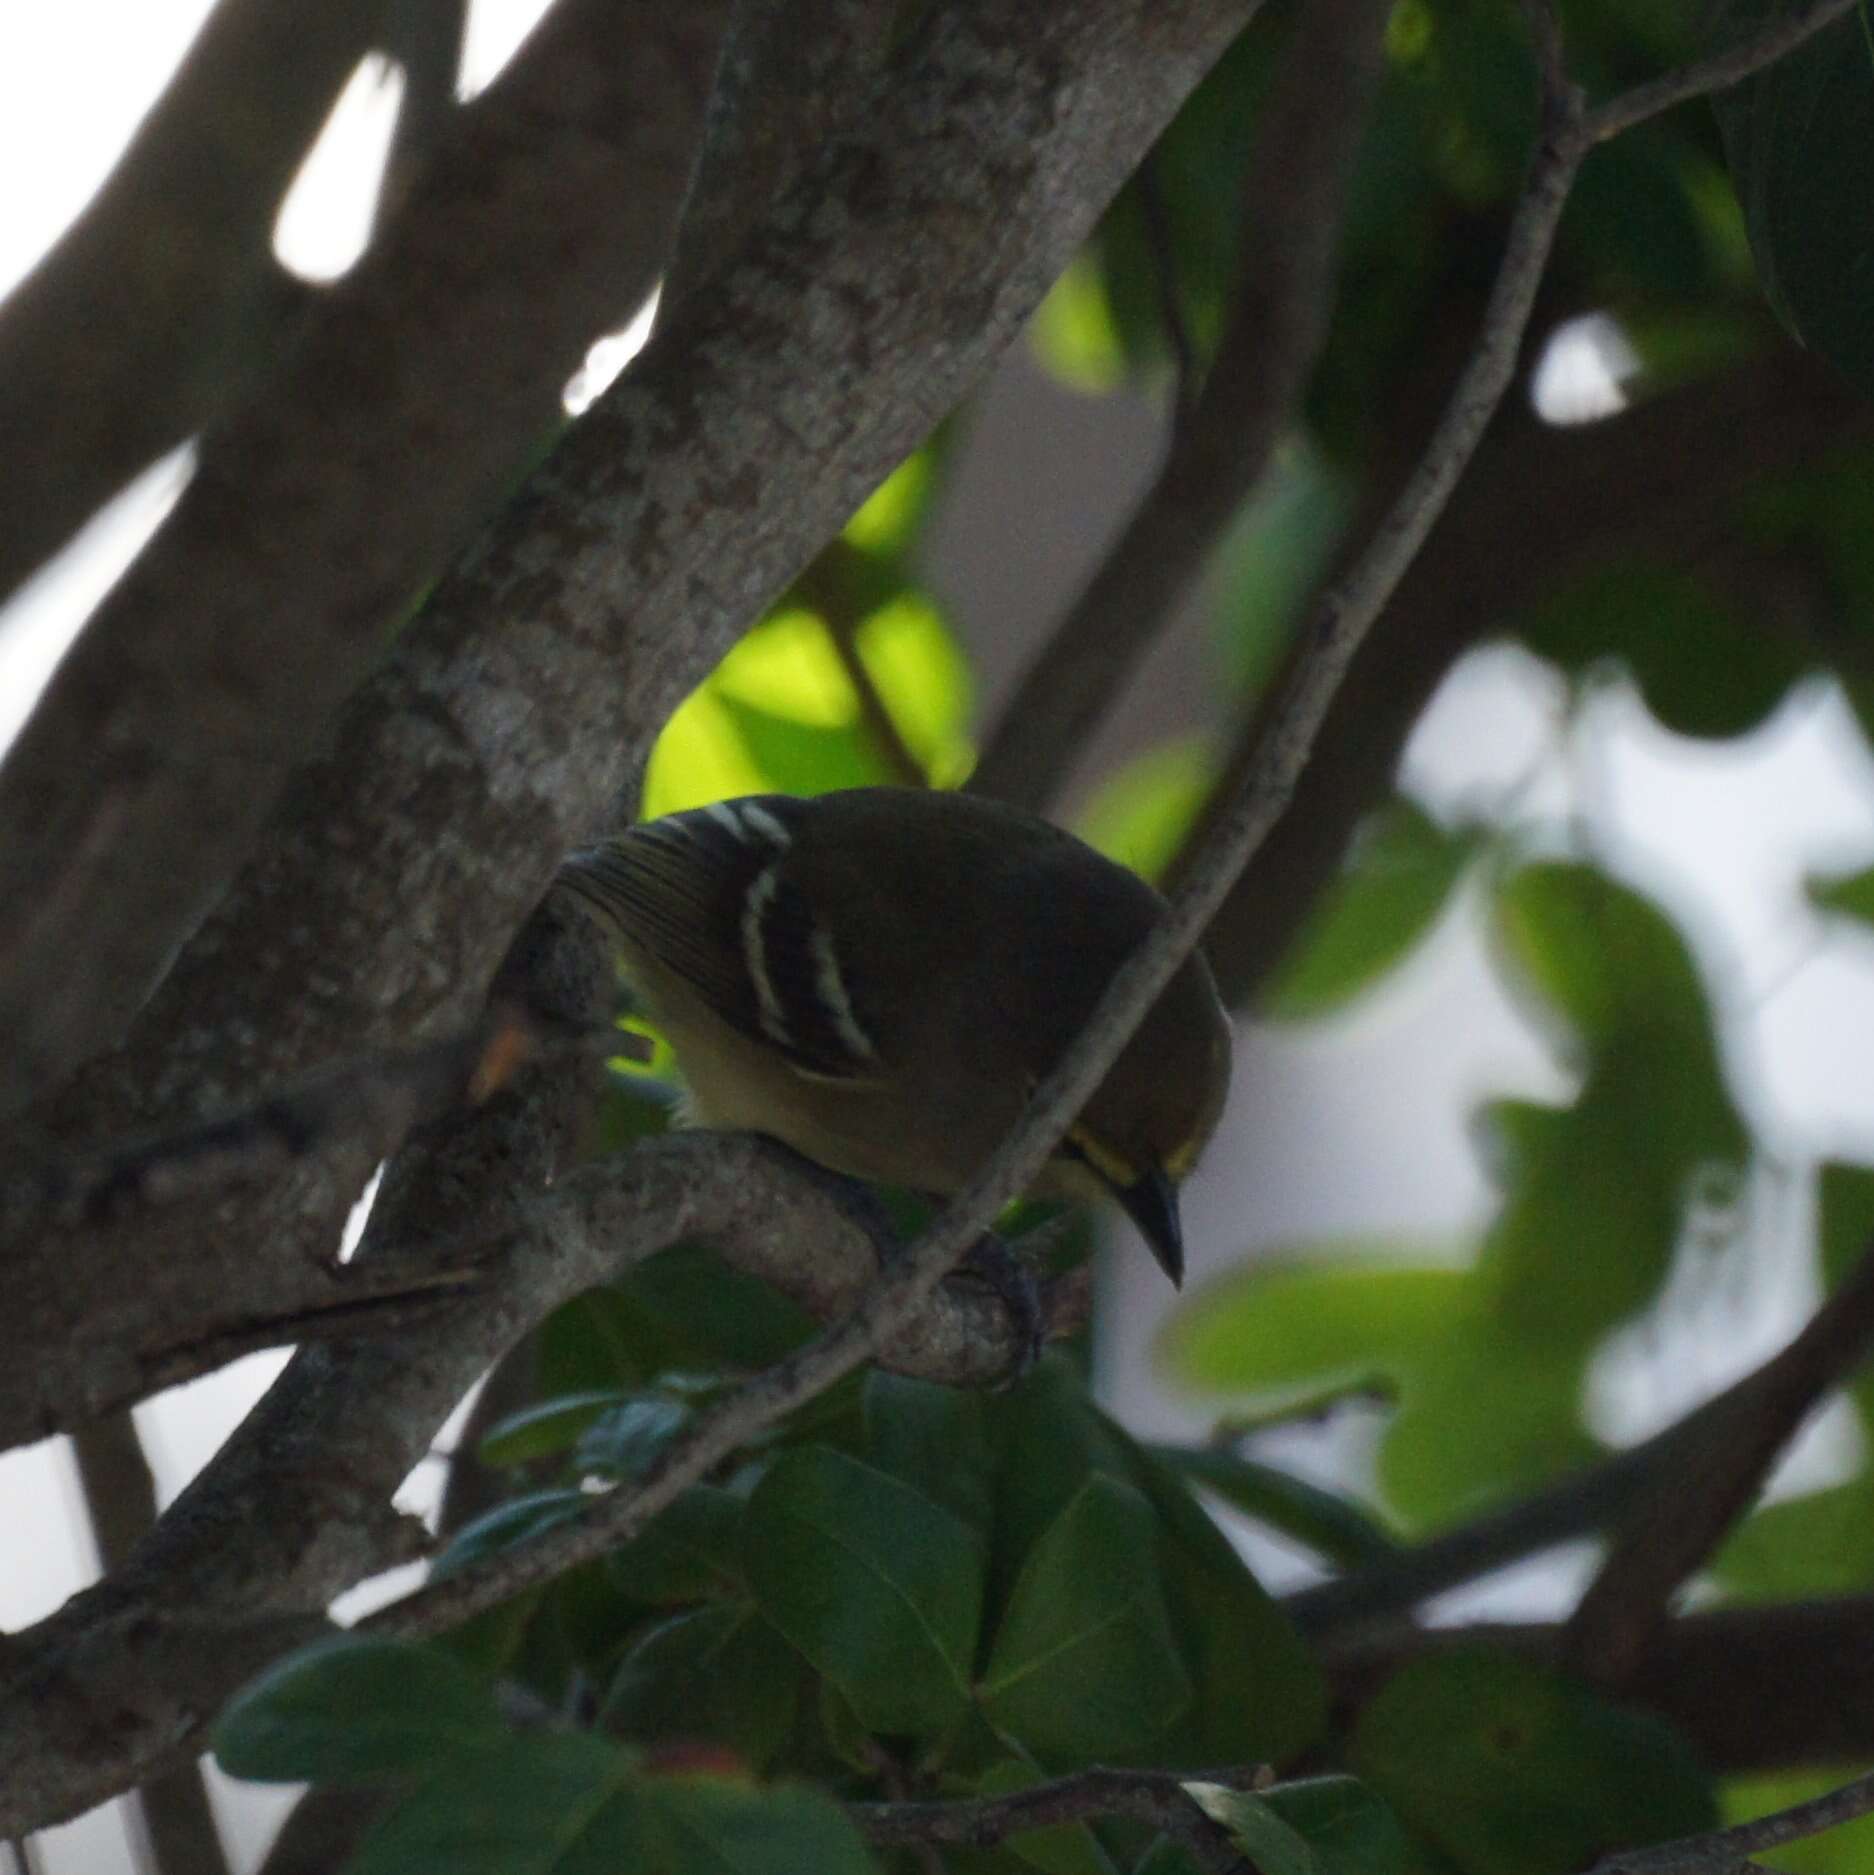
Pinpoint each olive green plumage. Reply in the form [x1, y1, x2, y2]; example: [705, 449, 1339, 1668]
[557, 788, 1231, 1283]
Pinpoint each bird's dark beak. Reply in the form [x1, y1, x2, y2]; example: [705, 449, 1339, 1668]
[1113, 1165, 1183, 1288]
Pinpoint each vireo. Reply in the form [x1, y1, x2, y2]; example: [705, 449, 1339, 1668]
[557, 788, 1231, 1284]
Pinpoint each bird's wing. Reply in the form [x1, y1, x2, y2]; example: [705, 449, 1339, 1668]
[560, 797, 883, 1082]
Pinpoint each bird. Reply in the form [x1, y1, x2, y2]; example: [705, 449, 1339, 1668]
[554, 787, 1232, 1286]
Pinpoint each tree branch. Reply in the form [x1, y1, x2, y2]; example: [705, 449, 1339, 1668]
[858, 1765, 1266, 1874]
[1325, 1598, 1874, 1773]
[1567, 1234, 1874, 1681]
[0, 0, 733, 1116]
[1288, 1236, 1874, 1651]
[11, 0, 1261, 1414]
[1590, 1769, 1874, 1875]
[70, 1418, 233, 1875]
[968, 0, 1392, 809]
[0, 0, 384, 610]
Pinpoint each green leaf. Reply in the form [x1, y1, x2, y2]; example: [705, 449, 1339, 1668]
[1107, 1426, 1328, 1764]
[575, 1395, 691, 1482]
[1374, 1315, 1596, 1528]
[433, 1489, 590, 1580]
[346, 1734, 648, 1874]
[1210, 440, 1355, 698]
[1028, 251, 1128, 394]
[1484, 866, 1748, 1347]
[1714, 1480, 1874, 1601]
[536, 1287, 660, 1395]
[478, 1392, 633, 1468]
[627, 1245, 820, 1370]
[1158, 1258, 1469, 1400]
[981, 1477, 1192, 1761]
[1262, 1778, 1416, 1875]
[648, 1774, 877, 1875]
[1712, 0, 1874, 399]
[1516, 560, 1800, 741]
[1149, 1445, 1398, 1568]
[1475, 1043, 1738, 1345]
[715, 692, 887, 797]
[1184, 1789, 1316, 1875]
[743, 1447, 983, 1739]
[1492, 862, 1713, 1048]
[1263, 801, 1473, 1021]
[609, 1485, 748, 1605]
[1352, 1651, 1715, 1875]
[1189, 1778, 1413, 1875]
[853, 596, 974, 787]
[863, 1371, 996, 1531]
[1074, 740, 1217, 883]
[1807, 864, 1874, 929]
[844, 450, 937, 556]
[602, 1604, 800, 1769]
[214, 1637, 503, 1785]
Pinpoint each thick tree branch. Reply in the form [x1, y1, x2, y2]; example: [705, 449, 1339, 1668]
[1325, 1599, 1874, 1773]
[0, 0, 733, 1116]
[663, 0, 893, 312]
[1288, 1237, 1874, 1646]
[968, 0, 1392, 809]
[70, 1418, 233, 1875]
[858, 1765, 1265, 1874]
[12, 0, 1260, 1408]
[1567, 1234, 1874, 1682]
[0, 0, 386, 610]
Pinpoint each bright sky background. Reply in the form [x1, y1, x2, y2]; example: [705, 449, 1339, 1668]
[8, 4, 1874, 1871]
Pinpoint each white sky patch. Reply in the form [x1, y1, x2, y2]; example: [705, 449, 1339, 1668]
[1532, 311, 1641, 425]
[0, 441, 196, 758]
[272, 52, 406, 284]
[459, 0, 561, 99]
[563, 283, 664, 414]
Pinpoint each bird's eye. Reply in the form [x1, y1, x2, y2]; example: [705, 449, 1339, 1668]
[1060, 1125, 1137, 1190]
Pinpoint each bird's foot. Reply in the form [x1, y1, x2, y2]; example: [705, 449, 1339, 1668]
[754, 1140, 1045, 1384]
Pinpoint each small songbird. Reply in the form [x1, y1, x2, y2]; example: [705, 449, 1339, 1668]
[555, 788, 1232, 1284]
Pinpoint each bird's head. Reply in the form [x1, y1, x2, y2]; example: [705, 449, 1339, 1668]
[1051, 955, 1233, 1287]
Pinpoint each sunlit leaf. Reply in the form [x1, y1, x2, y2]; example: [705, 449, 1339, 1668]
[1029, 252, 1128, 394]
[1075, 739, 1217, 881]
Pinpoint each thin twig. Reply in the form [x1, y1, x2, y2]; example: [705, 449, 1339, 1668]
[1134, 152, 1203, 435]
[1582, 0, 1860, 142]
[1591, 1768, 1874, 1874]
[858, 1765, 1265, 1875]
[367, 2, 1585, 1646]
